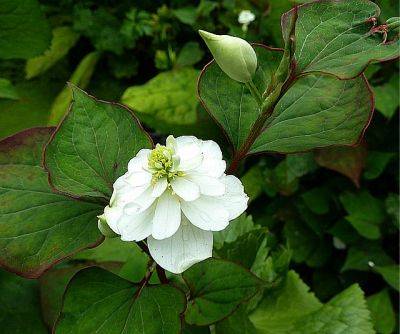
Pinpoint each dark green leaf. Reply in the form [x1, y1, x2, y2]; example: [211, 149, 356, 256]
[251, 75, 372, 154]
[44, 85, 152, 200]
[241, 165, 265, 202]
[0, 269, 47, 333]
[0, 128, 103, 278]
[385, 193, 399, 228]
[301, 188, 330, 215]
[374, 73, 399, 118]
[286, 152, 318, 179]
[183, 258, 263, 326]
[0, 0, 51, 59]
[374, 265, 399, 291]
[340, 191, 386, 239]
[364, 151, 395, 179]
[56, 267, 186, 333]
[281, 0, 400, 78]
[367, 289, 395, 334]
[198, 45, 281, 151]
[216, 305, 256, 334]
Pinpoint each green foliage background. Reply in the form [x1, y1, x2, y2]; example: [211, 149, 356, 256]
[0, 0, 398, 333]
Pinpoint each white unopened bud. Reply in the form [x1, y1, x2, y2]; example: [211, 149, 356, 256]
[199, 30, 257, 83]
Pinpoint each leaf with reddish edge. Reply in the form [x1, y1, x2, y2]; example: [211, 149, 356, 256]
[198, 45, 282, 152]
[44, 85, 153, 201]
[314, 144, 368, 187]
[183, 258, 263, 326]
[55, 266, 186, 333]
[0, 127, 103, 278]
[281, 0, 400, 79]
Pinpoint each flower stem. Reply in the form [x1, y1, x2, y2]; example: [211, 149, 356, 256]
[245, 79, 263, 106]
[156, 265, 169, 284]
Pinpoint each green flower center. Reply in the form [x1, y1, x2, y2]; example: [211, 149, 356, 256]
[148, 144, 183, 183]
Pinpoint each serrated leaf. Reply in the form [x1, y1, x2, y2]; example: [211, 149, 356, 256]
[0, 128, 103, 278]
[251, 75, 372, 154]
[44, 86, 152, 200]
[48, 52, 100, 125]
[198, 45, 281, 151]
[122, 67, 199, 129]
[315, 145, 367, 187]
[292, 285, 374, 334]
[26, 26, 79, 79]
[367, 289, 395, 334]
[340, 191, 386, 239]
[281, 0, 400, 78]
[0, 0, 51, 59]
[251, 273, 374, 334]
[249, 271, 322, 333]
[0, 269, 47, 333]
[213, 214, 258, 249]
[56, 267, 186, 334]
[183, 258, 263, 326]
[0, 78, 18, 100]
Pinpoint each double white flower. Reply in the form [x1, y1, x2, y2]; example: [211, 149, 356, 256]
[100, 135, 248, 274]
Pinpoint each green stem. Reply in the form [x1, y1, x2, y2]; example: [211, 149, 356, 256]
[245, 79, 263, 106]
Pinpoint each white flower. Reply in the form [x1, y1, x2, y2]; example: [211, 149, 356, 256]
[238, 10, 255, 31]
[100, 135, 248, 274]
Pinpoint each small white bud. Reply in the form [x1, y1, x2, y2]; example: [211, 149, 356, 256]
[199, 30, 257, 83]
[97, 214, 118, 238]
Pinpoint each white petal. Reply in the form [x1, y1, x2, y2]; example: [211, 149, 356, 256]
[219, 175, 248, 220]
[194, 140, 226, 177]
[175, 136, 203, 171]
[112, 174, 150, 206]
[102, 205, 123, 234]
[118, 205, 154, 241]
[187, 174, 226, 196]
[151, 178, 168, 197]
[152, 192, 181, 240]
[123, 186, 157, 214]
[148, 220, 213, 274]
[170, 177, 200, 201]
[127, 149, 150, 172]
[125, 171, 152, 187]
[201, 140, 223, 159]
[181, 196, 229, 231]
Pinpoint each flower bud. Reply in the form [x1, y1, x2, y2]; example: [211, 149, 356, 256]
[98, 213, 118, 238]
[199, 30, 257, 83]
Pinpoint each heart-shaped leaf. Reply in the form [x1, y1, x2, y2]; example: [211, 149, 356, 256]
[183, 258, 263, 326]
[55, 267, 186, 334]
[250, 74, 373, 154]
[281, 0, 399, 78]
[198, 45, 281, 151]
[44, 85, 153, 200]
[0, 128, 103, 278]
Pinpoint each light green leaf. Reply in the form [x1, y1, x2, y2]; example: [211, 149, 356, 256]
[250, 272, 374, 334]
[0, 128, 103, 278]
[281, 0, 400, 78]
[249, 271, 322, 334]
[374, 265, 399, 291]
[367, 289, 395, 334]
[0, 269, 47, 333]
[291, 285, 374, 334]
[0, 0, 51, 59]
[48, 52, 100, 125]
[122, 67, 199, 128]
[251, 74, 372, 154]
[44, 85, 153, 200]
[364, 151, 395, 179]
[56, 267, 186, 334]
[373, 74, 399, 118]
[183, 258, 263, 326]
[340, 191, 386, 239]
[26, 26, 79, 79]
[213, 214, 258, 249]
[0, 78, 18, 100]
[198, 45, 281, 150]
